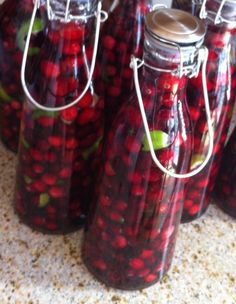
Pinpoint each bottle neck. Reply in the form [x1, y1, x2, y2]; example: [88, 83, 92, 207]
[143, 31, 201, 80]
[204, 0, 236, 27]
[40, 0, 98, 21]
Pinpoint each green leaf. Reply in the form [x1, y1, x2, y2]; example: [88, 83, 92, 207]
[24, 175, 32, 184]
[21, 136, 30, 149]
[0, 84, 12, 102]
[17, 18, 44, 55]
[57, 180, 65, 186]
[39, 193, 50, 208]
[82, 136, 103, 160]
[142, 130, 170, 152]
[190, 154, 205, 170]
[32, 110, 59, 120]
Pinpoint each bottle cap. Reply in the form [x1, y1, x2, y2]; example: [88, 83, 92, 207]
[146, 8, 206, 45]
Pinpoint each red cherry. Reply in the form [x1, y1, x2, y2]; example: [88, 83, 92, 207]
[112, 235, 128, 249]
[78, 92, 93, 109]
[32, 181, 47, 192]
[52, 78, 78, 97]
[100, 195, 111, 207]
[38, 117, 55, 127]
[48, 136, 63, 148]
[44, 152, 57, 163]
[96, 217, 106, 229]
[77, 108, 97, 125]
[144, 273, 157, 283]
[107, 86, 121, 97]
[66, 138, 78, 149]
[61, 107, 78, 124]
[115, 200, 127, 211]
[140, 249, 154, 259]
[42, 174, 57, 186]
[46, 222, 58, 231]
[41, 60, 60, 78]
[62, 42, 81, 55]
[32, 216, 44, 226]
[184, 200, 193, 209]
[93, 260, 107, 271]
[33, 164, 44, 174]
[30, 149, 43, 161]
[125, 136, 140, 153]
[129, 258, 144, 270]
[109, 212, 124, 223]
[131, 185, 145, 196]
[103, 35, 116, 50]
[61, 23, 84, 41]
[49, 187, 64, 198]
[189, 205, 200, 215]
[11, 100, 21, 110]
[47, 206, 57, 215]
[128, 172, 142, 183]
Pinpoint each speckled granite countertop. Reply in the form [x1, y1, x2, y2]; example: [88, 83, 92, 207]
[0, 141, 236, 304]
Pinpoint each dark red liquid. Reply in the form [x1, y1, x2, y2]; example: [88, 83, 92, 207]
[0, 0, 43, 152]
[181, 23, 236, 222]
[15, 11, 104, 234]
[214, 128, 236, 218]
[96, 0, 151, 129]
[83, 60, 193, 289]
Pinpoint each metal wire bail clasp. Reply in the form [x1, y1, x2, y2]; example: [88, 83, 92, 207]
[130, 46, 214, 179]
[46, 0, 108, 23]
[21, 0, 108, 112]
[199, 0, 236, 25]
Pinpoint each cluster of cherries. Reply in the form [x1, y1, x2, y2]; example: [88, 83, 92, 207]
[83, 63, 193, 289]
[97, 0, 150, 128]
[214, 128, 236, 219]
[180, 23, 236, 222]
[0, 0, 43, 152]
[15, 16, 104, 233]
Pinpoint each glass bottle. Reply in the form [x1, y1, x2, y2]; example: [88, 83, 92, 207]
[14, 0, 106, 234]
[83, 8, 208, 289]
[172, 0, 203, 15]
[214, 127, 236, 218]
[96, 0, 154, 130]
[0, 0, 44, 152]
[180, 0, 236, 223]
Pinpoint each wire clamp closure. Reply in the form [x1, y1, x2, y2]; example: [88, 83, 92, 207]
[130, 47, 206, 79]
[200, 0, 236, 25]
[46, 0, 108, 23]
[130, 46, 214, 179]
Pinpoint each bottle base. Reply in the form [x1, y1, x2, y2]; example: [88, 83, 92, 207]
[213, 197, 236, 219]
[16, 211, 85, 235]
[181, 205, 209, 224]
[82, 252, 168, 291]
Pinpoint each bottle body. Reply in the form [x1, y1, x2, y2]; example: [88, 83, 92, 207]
[214, 128, 236, 218]
[180, 2, 236, 222]
[14, 1, 104, 233]
[0, 0, 43, 152]
[96, 0, 151, 130]
[83, 34, 193, 289]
